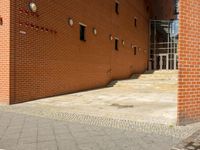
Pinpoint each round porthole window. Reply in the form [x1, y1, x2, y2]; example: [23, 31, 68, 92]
[68, 18, 74, 27]
[93, 28, 97, 35]
[29, 2, 37, 13]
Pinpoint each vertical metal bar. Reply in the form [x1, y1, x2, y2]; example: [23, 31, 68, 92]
[166, 53, 169, 70]
[170, 21, 172, 70]
[167, 22, 170, 70]
[160, 55, 162, 70]
[154, 21, 157, 70]
[174, 28, 177, 70]
[149, 20, 152, 70]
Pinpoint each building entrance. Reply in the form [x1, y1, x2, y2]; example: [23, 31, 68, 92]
[149, 20, 179, 70]
[154, 54, 168, 70]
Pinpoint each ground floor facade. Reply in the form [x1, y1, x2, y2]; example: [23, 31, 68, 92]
[0, 0, 200, 125]
[0, 0, 149, 104]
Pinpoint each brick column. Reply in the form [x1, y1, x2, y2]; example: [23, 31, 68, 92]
[0, 0, 10, 104]
[178, 0, 200, 125]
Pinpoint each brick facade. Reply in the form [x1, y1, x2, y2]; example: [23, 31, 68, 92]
[178, 0, 200, 125]
[2, 0, 200, 126]
[0, 0, 10, 104]
[4, 0, 149, 104]
[148, 0, 175, 20]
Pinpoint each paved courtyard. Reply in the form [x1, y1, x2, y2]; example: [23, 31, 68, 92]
[0, 71, 200, 150]
[172, 130, 200, 150]
[0, 109, 200, 150]
[0, 110, 184, 150]
[3, 71, 178, 125]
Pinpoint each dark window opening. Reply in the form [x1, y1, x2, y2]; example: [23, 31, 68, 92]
[115, 2, 119, 14]
[134, 18, 137, 27]
[80, 24, 86, 41]
[146, 6, 149, 12]
[0, 18, 3, 25]
[134, 47, 137, 55]
[115, 39, 119, 51]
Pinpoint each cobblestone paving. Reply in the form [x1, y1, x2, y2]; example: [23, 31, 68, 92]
[0, 110, 180, 150]
[0, 71, 199, 149]
[5, 71, 178, 126]
[172, 130, 200, 150]
[0, 104, 200, 140]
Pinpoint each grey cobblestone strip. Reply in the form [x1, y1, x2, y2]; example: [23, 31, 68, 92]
[0, 105, 200, 140]
[171, 130, 200, 150]
[0, 110, 181, 150]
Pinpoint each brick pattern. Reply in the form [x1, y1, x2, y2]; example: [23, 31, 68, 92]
[178, 0, 200, 125]
[0, 0, 10, 104]
[148, 0, 175, 20]
[10, 0, 149, 103]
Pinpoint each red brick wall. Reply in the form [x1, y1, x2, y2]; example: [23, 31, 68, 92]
[0, 0, 10, 104]
[9, 0, 149, 103]
[148, 0, 175, 20]
[178, 0, 200, 125]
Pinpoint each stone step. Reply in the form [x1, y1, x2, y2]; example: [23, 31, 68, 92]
[131, 74, 177, 80]
[145, 70, 178, 74]
[130, 77, 177, 81]
[113, 79, 177, 84]
[131, 74, 178, 78]
[132, 73, 178, 77]
[108, 70, 178, 87]
[113, 82, 177, 87]
[109, 80, 177, 87]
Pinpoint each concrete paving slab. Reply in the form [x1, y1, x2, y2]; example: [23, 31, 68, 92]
[172, 130, 200, 150]
[0, 71, 200, 150]
[1, 71, 178, 126]
[0, 110, 196, 150]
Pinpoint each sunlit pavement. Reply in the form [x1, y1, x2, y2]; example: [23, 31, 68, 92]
[0, 110, 180, 150]
[0, 71, 200, 149]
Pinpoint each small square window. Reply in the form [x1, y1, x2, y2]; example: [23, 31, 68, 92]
[80, 24, 86, 41]
[115, 38, 119, 51]
[0, 17, 3, 25]
[115, 1, 119, 15]
[134, 18, 137, 27]
[134, 47, 137, 55]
